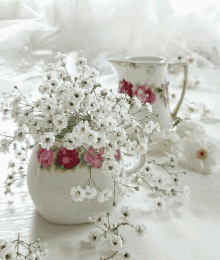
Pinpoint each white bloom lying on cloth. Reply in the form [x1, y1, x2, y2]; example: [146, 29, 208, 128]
[177, 135, 219, 174]
[176, 118, 206, 138]
[149, 128, 180, 155]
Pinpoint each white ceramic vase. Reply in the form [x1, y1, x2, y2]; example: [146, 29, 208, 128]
[27, 138, 145, 225]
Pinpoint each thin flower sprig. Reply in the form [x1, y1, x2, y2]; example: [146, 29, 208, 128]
[130, 155, 190, 210]
[0, 234, 49, 260]
[87, 208, 146, 260]
[4, 140, 32, 196]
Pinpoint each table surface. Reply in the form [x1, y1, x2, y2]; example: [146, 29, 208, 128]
[0, 65, 220, 260]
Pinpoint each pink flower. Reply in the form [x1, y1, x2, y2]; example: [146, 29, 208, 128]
[84, 147, 95, 164]
[119, 79, 133, 97]
[38, 147, 55, 168]
[115, 149, 121, 160]
[85, 147, 104, 168]
[56, 147, 80, 169]
[134, 85, 156, 104]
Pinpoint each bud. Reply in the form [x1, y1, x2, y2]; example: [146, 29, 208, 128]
[135, 186, 139, 191]
[113, 223, 118, 229]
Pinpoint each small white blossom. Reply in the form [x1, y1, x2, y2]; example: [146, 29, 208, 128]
[98, 188, 112, 203]
[167, 154, 178, 166]
[75, 57, 87, 67]
[14, 126, 27, 142]
[83, 130, 98, 146]
[144, 121, 159, 134]
[0, 239, 9, 252]
[70, 185, 85, 202]
[109, 235, 123, 251]
[0, 138, 10, 154]
[39, 132, 55, 150]
[0, 245, 16, 260]
[83, 186, 97, 200]
[88, 231, 102, 246]
[49, 78, 60, 91]
[52, 114, 68, 130]
[88, 212, 107, 226]
[119, 249, 134, 260]
[41, 98, 57, 116]
[135, 224, 147, 237]
[55, 52, 66, 60]
[154, 197, 166, 210]
[39, 83, 51, 95]
[120, 206, 132, 223]
[27, 251, 42, 260]
[63, 133, 75, 150]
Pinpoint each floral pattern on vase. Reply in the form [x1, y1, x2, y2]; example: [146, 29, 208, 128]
[38, 145, 121, 173]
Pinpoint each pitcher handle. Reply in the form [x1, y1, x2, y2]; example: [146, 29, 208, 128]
[167, 62, 188, 119]
[123, 124, 146, 177]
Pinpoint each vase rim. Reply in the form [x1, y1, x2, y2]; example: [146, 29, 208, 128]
[108, 56, 166, 64]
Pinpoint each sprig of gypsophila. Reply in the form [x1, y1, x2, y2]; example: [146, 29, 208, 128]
[87, 208, 146, 260]
[0, 233, 49, 260]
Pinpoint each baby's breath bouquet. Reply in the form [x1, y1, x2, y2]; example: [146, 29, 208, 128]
[0, 53, 160, 206]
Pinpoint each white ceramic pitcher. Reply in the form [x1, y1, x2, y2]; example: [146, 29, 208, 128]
[109, 56, 188, 129]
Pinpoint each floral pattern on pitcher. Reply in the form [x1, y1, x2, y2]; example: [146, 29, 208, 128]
[38, 145, 121, 173]
[151, 82, 169, 106]
[119, 79, 169, 106]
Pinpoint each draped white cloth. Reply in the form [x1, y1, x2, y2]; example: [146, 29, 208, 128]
[1, 0, 220, 70]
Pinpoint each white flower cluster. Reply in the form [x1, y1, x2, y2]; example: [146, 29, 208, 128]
[87, 208, 146, 260]
[70, 186, 112, 203]
[0, 237, 48, 260]
[0, 52, 156, 203]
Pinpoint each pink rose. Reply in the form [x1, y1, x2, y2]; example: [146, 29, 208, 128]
[133, 85, 156, 104]
[38, 147, 55, 168]
[84, 147, 95, 164]
[115, 149, 121, 160]
[56, 147, 80, 169]
[119, 79, 133, 97]
[85, 147, 104, 168]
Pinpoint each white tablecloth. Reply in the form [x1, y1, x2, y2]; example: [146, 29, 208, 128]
[0, 64, 220, 260]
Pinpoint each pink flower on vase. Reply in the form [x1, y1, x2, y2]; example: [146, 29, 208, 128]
[134, 85, 156, 104]
[38, 147, 55, 168]
[84, 147, 95, 164]
[119, 79, 133, 97]
[85, 147, 104, 168]
[115, 149, 121, 160]
[56, 147, 80, 169]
